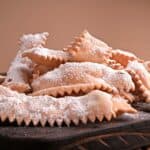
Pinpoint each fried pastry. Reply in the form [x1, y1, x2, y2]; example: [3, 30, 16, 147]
[127, 60, 150, 89]
[1, 30, 149, 127]
[19, 32, 49, 50]
[64, 30, 112, 64]
[2, 55, 33, 93]
[64, 30, 142, 69]
[127, 61, 150, 102]
[22, 47, 69, 69]
[127, 70, 150, 102]
[3, 32, 49, 93]
[111, 49, 142, 67]
[0, 86, 136, 126]
[31, 62, 135, 96]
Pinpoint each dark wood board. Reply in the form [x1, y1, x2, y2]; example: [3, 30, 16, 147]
[0, 111, 149, 150]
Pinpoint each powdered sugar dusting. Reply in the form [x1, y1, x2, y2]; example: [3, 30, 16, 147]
[127, 60, 150, 89]
[83, 30, 111, 52]
[19, 32, 49, 50]
[0, 86, 136, 125]
[25, 47, 69, 58]
[3, 32, 50, 92]
[0, 85, 91, 122]
[3, 50, 33, 90]
[67, 31, 112, 63]
[102, 70, 135, 92]
[32, 62, 135, 92]
[127, 60, 147, 72]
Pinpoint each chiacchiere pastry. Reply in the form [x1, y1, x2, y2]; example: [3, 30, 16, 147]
[22, 48, 69, 68]
[64, 30, 142, 69]
[126, 61, 150, 102]
[3, 32, 49, 93]
[31, 62, 135, 98]
[0, 30, 149, 127]
[0, 86, 136, 126]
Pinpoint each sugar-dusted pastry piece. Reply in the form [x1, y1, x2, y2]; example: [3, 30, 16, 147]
[19, 32, 49, 50]
[3, 32, 49, 93]
[127, 60, 150, 89]
[127, 62, 150, 102]
[0, 86, 136, 126]
[64, 30, 112, 64]
[111, 49, 142, 67]
[3, 56, 33, 93]
[31, 62, 135, 96]
[128, 70, 150, 102]
[22, 47, 69, 69]
[63, 30, 142, 69]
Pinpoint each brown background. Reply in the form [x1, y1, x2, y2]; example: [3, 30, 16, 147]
[0, 0, 150, 72]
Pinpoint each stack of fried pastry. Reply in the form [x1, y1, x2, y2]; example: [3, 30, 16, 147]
[0, 30, 150, 126]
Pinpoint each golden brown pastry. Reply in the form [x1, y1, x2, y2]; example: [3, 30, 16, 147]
[127, 60, 150, 89]
[126, 61, 150, 102]
[1, 30, 149, 127]
[22, 47, 69, 69]
[31, 62, 135, 97]
[22, 31, 142, 71]
[111, 49, 142, 67]
[64, 30, 142, 69]
[64, 30, 112, 64]
[0, 86, 136, 126]
[3, 32, 49, 93]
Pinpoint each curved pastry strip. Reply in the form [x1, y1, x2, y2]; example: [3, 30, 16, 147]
[0, 86, 136, 126]
[22, 47, 69, 69]
[3, 56, 33, 93]
[3, 32, 49, 93]
[31, 62, 135, 96]
[63, 31, 141, 69]
[64, 30, 112, 63]
[111, 49, 141, 67]
[31, 83, 115, 96]
[127, 69, 150, 103]
[127, 60, 150, 89]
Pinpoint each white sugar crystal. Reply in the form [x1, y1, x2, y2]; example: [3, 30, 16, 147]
[0, 85, 90, 121]
[127, 60, 146, 72]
